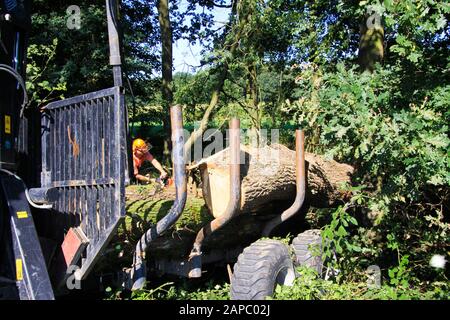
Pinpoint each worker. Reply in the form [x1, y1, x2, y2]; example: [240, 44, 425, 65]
[132, 138, 168, 184]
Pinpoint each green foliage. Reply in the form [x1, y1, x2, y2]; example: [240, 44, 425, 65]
[105, 282, 175, 300]
[29, 0, 163, 116]
[273, 266, 450, 300]
[287, 62, 449, 210]
[321, 204, 358, 281]
[185, 283, 230, 300]
[174, 71, 216, 107]
[388, 255, 410, 288]
[106, 281, 230, 300]
[26, 38, 67, 106]
[284, 59, 449, 284]
[380, 0, 449, 65]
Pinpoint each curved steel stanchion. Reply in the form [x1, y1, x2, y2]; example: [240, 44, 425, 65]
[262, 130, 305, 237]
[188, 118, 241, 278]
[129, 104, 187, 290]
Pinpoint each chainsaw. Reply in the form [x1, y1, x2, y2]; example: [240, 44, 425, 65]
[146, 175, 171, 196]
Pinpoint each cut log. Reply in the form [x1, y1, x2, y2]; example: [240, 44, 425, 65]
[190, 144, 354, 218]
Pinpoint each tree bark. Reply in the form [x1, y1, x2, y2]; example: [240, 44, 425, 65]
[358, 14, 384, 72]
[190, 144, 354, 218]
[157, 0, 173, 162]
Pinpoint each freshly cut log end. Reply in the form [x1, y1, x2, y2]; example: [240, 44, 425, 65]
[190, 144, 354, 218]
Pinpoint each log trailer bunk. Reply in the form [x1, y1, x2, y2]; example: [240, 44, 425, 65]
[0, 0, 323, 300]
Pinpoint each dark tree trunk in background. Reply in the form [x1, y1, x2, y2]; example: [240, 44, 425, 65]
[157, 0, 173, 164]
[358, 14, 384, 72]
[248, 62, 262, 142]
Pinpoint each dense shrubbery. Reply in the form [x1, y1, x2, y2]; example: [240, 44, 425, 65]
[287, 63, 449, 208]
[283, 61, 449, 292]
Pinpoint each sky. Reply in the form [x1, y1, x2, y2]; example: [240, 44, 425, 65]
[172, 1, 231, 73]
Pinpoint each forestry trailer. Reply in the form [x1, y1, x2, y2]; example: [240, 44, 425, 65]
[0, 0, 323, 300]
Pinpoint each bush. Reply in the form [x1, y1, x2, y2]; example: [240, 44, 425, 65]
[284, 62, 449, 283]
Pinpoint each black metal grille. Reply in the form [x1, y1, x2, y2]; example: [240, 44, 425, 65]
[41, 86, 129, 279]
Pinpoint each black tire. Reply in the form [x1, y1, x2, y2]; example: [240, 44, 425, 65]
[291, 229, 323, 275]
[230, 239, 295, 300]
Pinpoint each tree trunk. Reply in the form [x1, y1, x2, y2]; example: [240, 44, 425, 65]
[358, 14, 384, 72]
[184, 69, 227, 162]
[184, 1, 240, 160]
[157, 0, 173, 162]
[190, 144, 354, 218]
[248, 62, 262, 141]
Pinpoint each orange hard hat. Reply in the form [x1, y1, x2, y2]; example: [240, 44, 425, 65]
[132, 138, 148, 151]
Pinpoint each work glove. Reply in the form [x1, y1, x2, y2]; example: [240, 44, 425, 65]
[160, 171, 168, 180]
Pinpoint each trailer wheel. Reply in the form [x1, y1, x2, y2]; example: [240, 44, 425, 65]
[230, 239, 295, 300]
[291, 229, 323, 275]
